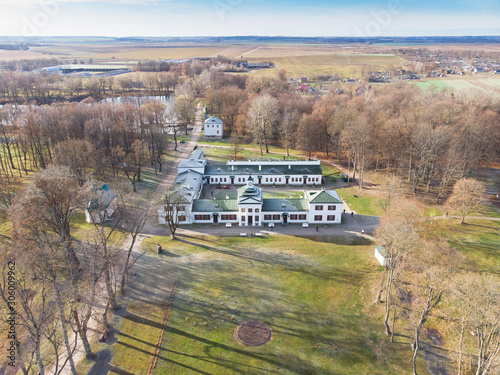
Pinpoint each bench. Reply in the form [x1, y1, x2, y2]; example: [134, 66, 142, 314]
[225, 223, 232, 228]
[302, 223, 309, 228]
[255, 233, 264, 237]
[268, 223, 275, 228]
[240, 233, 246, 237]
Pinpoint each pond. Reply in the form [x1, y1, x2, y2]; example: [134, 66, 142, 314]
[101, 95, 174, 111]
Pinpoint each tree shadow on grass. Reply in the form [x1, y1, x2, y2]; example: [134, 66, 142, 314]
[87, 349, 135, 375]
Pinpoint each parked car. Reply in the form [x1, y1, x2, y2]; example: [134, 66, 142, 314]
[223, 185, 231, 189]
[179, 140, 186, 144]
[215, 185, 222, 189]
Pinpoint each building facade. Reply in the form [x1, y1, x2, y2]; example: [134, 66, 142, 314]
[204, 116, 223, 138]
[158, 151, 343, 227]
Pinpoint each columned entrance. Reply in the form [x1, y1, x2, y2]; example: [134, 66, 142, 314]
[213, 213, 218, 224]
[282, 213, 288, 224]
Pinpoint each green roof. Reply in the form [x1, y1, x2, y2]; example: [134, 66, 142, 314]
[205, 163, 322, 176]
[306, 190, 342, 204]
[192, 199, 239, 212]
[262, 199, 309, 212]
[87, 184, 116, 210]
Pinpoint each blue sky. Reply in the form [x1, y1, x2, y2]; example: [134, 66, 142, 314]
[1, 0, 499, 37]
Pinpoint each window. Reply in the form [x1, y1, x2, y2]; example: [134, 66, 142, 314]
[255, 216, 259, 222]
[264, 215, 271, 220]
[241, 216, 246, 222]
[178, 215, 186, 222]
[299, 214, 306, 220]
[316, 177, 319, 182]
[328, 205, 336, 211]
[248, 208, 253, 213]
[315, 205, 323, 210]
[177, 206, 185, 212]
[255, 208, 260, 213]
[221, 215, 237, 220]
[327, 215, 336, 221]
[272, 215, 280, 220]
[217, 130, 219, 134]
[290, 214, 298, 220]
[241, 208, 246, 213]
[266, 178, 268, 182]
[314, 215, 322, 221]
[211, 178, 215, 183]
[195, 214, 210, 220]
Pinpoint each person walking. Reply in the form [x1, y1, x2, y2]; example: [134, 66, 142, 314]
[316, 226, 319, 232]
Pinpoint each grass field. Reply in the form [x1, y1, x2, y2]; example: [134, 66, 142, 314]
[423, 219, 500, 274]
[141, 234, 424, 375]
[413, 77, 500, 95]
[336, 187, 385, 217]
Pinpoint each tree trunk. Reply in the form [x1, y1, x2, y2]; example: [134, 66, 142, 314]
[391, 305, 396, 342]
[54, 283, 77, 375]
[375, 267, 387, 304]
[73, 311, 94, 359]
[412, 328, 419, 375]
[35, 344, 45, 375]
[458, 314, 466, 375]
[106, 269, 117, 311]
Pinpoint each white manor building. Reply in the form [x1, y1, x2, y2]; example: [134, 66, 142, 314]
[204, 116, 223, 139]
[158, 150, 343, 227]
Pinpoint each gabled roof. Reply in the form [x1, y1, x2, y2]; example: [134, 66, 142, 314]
[173, 170, 204, 204]
[87, 184, 117, 211]
[204, 116, 223, 125]
[305, 190, 343, 204]
[178, 150, 205, 170]
[192, 199, 238, 212]
[262, 199, 309, 212]
[237, 181, 262, 204]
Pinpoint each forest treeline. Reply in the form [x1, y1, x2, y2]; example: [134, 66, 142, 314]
[1, 66, 499, 201]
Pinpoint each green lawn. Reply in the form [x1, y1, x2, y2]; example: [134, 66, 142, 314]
[422, 219, 500, 274]
[144, 235, 417, 375]
[336, 187, 384, 217]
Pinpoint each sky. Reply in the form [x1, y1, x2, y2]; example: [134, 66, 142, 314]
[1, 0, 499, 37]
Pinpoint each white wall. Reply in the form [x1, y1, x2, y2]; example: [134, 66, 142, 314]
[208, 174, 322, 185]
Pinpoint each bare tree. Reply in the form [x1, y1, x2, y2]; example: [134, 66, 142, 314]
[451, 273, 500, 375]
[161, 190, 187, 240]
[375, 198, 422, 336]
[446, 178, 485, 224]
[247, 94, 279, 155]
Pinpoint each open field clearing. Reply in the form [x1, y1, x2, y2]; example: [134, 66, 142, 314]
[28, 44, 228, 61]
[240, 44, 385, 59]
[267, 54, 405, 78]
[413, 77, 500, 95]
[135, 234, 422, 375]
[0, 49, 52, 61]
[88, 47, 228, 60]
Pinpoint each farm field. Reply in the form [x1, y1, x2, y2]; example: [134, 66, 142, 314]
[0, 49, 52, 61]
[262, 54, 405, 78]
[28, 44, 229, 62]
[413, 76, 500, 95]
